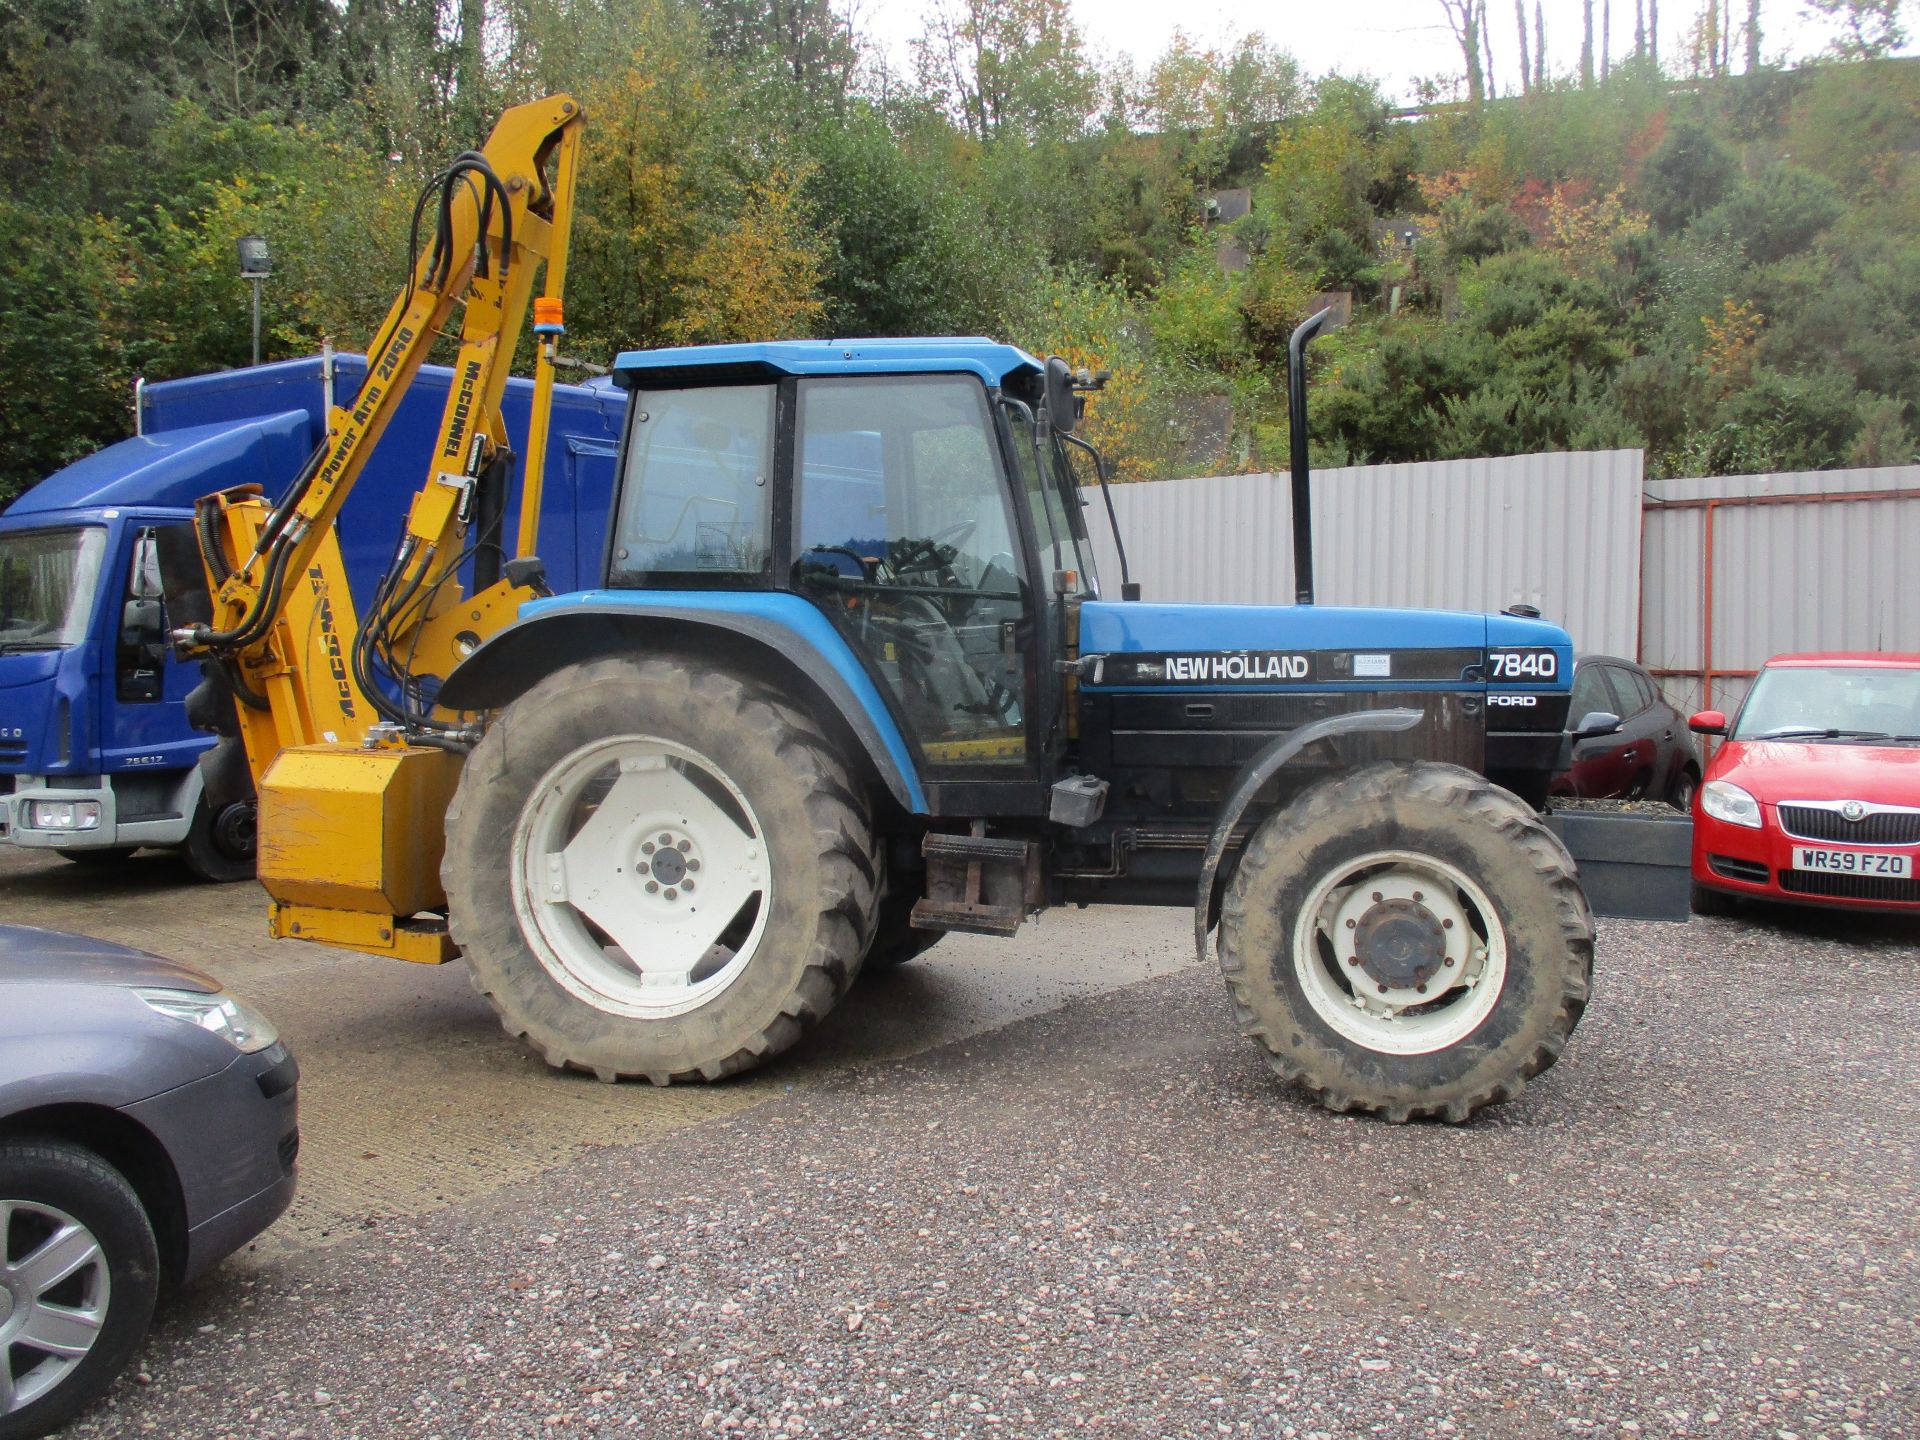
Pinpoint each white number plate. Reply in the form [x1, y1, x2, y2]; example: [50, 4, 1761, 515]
[1791, 846, 1911, 878]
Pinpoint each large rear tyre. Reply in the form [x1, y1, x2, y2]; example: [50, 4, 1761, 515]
[442, 655, 878, 1083]
[1217, 762, 1594, 1123]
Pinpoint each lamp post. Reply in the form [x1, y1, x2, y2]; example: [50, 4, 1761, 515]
[236, 235, 272, 367]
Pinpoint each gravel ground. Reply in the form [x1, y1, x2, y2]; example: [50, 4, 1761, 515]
[69, 908, 1920, 1440]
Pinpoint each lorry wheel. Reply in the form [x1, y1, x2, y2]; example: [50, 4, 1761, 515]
[0, 1137, 160, 1440]
[443, 655, 878, 1083]
[861, 888, 943, 974]
[181, 797, 256, 883]
[1217, 762, 1594, 1123]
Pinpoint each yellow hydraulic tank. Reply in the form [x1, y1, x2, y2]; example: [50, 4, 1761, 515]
[257, 745, 464, 917]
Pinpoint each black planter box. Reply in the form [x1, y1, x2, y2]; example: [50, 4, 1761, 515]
[1545, 810, 1694, 923]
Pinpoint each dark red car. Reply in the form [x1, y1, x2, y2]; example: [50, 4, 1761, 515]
[1690, 652, 1920, 915]
[1549, 654, 1702, 808]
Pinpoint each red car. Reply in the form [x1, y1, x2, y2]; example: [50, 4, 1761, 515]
[1690, 652, 1920, 915]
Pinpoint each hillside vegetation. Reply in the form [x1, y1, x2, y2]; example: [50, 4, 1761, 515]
[1, 0, 1915, 502]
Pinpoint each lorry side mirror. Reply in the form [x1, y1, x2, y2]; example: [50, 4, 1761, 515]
[1572, 710, 1623, 741]
[118, 597, 167, 702]
[122, 597, 164, 648]
[1688, 710, 1728, 735]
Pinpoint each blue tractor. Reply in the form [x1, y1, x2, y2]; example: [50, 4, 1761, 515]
[428, 320, 1593, 1123]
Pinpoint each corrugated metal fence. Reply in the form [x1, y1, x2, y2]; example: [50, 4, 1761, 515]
[1641, 466, 1920, 715]
[1083, 453, 1920, 714]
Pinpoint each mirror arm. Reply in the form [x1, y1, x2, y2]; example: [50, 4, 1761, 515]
[1061, 430, 1133, 599]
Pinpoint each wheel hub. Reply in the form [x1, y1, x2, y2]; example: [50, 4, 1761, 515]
[1353, 898, 1449, 990]
[637, 828, 700, 899]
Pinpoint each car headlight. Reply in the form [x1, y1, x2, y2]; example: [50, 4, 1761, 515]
[1700, 780, 1763, 829]
[134, 987, 280, 1053]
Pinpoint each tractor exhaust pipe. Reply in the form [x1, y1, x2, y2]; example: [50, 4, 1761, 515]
[1287, 306, 1335, 606]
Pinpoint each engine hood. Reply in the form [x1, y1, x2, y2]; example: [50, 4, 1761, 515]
[1077, 601, 1573, 690]
[0, 924, 221, 991]
[1710, 738, 1920, 805]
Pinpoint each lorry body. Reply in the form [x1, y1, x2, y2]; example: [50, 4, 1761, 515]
[0, 356, 622, 874]
[170, 95, 1605, 1123]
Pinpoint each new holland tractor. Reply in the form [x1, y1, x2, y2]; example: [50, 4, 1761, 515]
[164, 95, 1593, 1123]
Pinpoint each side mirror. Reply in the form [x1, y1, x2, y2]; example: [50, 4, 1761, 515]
[1688, 710, 1728, 736]
[121, 597, 164, 648]
[1572, 710, 1623, 742]
[1043, 356, 1076, 436]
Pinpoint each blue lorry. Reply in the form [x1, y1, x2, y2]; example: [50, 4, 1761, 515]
[0, 354, 622, 877]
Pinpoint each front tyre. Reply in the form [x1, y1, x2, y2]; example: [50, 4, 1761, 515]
[442, 656, 877, 1083]
[0, 1138, 159, 1440]
[1217, 762, 1594, 1123]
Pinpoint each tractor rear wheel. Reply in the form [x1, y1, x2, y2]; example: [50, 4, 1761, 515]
[443, 655, 878, 1083]
[1217, 761, 1593, 1123]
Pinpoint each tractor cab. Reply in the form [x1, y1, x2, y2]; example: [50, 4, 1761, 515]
[603, 340, 1099, 809]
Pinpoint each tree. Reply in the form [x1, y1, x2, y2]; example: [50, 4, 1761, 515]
[1804, 0, 1906, 57]
[1436, 0, 1489, 105]
[1515, 0, 1532, 92]
[913, 0, 1098, 142]
[698, 0, 859, 108]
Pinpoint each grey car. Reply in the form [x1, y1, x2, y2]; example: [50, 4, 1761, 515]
[0, 925, 297, 1438]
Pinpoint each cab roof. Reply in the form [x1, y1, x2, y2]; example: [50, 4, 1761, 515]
[611, 337, 1044, 390]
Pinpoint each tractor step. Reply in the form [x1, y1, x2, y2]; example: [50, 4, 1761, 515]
[911, 824, 1042, 937]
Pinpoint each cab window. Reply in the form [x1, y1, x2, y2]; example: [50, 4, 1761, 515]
[792, 375, 1033, 768]
[609, 384, 775, 584]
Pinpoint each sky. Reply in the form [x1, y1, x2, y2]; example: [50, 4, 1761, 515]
[860, 0, 1916, 107]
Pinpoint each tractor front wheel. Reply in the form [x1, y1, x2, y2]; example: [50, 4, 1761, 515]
[1217, 762, 1594, 1123]
[443, 655, 877, 1083]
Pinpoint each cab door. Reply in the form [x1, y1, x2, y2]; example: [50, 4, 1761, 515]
[789, 374, 1044, 790]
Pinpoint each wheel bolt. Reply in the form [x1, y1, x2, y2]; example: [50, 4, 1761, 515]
[1412, 891, 1424, 902]
[687, 859, 701, 872]
[645, 880, 659, 894]
[1442, 918, 1453, 929]
[659, 832, 673, 845]
[1415, 983, 1428, 994]
[1443, 956, 1454, 967]
[683, 880, 696, 892]
[642, 842, 656, 855]
[677, 839, 691, 852]
[1347, 956, 1360, 967]
[1372, 891, 1383, 902]
[1346, 918, 1357, 929]
[665, 888, 678, 900]
[1377, 983, 1389, 994]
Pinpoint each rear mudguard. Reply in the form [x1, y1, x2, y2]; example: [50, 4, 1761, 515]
[436, 592, 927, 814]
[1192, 707, 1424, 965]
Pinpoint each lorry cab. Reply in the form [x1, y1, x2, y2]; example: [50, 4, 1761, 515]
[1, 355, 624, 874]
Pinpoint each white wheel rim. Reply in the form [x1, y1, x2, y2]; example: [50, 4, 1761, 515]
[510, 735, 772, 1020]
[1291, 849, 1509, 1056]
[1, 1199, 111, 1415]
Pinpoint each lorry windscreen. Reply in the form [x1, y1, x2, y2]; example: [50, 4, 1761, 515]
[0, 526, 107, 651]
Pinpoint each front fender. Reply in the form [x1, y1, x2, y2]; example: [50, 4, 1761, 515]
[437, 590, 927, 814]
[1192, 707, 1424, 966]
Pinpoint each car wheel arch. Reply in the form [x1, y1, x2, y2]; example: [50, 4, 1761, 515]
[0, 1103, 191, 1290]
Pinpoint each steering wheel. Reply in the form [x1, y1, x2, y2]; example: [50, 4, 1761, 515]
[797, 544, 878, 581]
